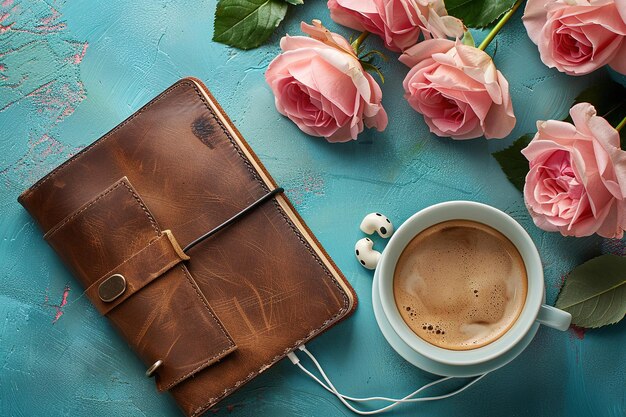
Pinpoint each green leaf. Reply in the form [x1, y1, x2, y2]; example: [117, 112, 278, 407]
[556, 254, 626, 328]
[359, 49, 388, 63]
[461, 30, 475, 47]
[361, 62, 384, 84]
[283, 0, 303, 4]
[492, 134, 533, 193]
[213, 0, 288, 50]
[565, 78, 626, 149]
[446, 0, 516, 28]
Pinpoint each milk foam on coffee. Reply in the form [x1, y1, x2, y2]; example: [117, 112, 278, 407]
[393, 220, 527, 350]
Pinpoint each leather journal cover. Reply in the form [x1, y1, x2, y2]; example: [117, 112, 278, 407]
[18, 78, 357, 416]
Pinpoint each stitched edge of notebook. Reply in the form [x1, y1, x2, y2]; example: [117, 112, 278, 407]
[44, 179, 159, 239]
[159, 265, 238, 392]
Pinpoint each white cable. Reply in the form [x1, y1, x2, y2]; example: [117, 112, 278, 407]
[298, 345, 487, 413]
[303, 361, 487, 404]
[299, 346, 452, 403]
[295, 361, 462, 404]
[288, 345, 488, 415]
[301, 345, 487, 404]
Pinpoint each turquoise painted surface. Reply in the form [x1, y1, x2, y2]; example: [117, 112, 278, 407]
[1, 1, 625, 416]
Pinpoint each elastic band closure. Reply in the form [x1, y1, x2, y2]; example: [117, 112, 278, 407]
[183, 187, 284, 253]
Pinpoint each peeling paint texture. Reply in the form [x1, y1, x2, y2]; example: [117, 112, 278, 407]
[1, 1, 625, 417]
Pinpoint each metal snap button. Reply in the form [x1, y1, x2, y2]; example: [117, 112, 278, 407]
[146, 359, 163, 377]
[98, 274, 126, 302]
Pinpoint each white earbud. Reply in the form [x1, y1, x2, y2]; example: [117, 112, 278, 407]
[355, 238, 381, 270]
[360, 213, 394, 238]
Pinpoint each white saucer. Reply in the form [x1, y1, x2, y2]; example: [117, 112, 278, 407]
[372, 267, 540, 377]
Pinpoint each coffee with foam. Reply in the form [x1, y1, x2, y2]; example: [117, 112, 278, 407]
[393, 220, 527, 350]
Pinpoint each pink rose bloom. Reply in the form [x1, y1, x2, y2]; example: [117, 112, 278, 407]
[328, 0, 464, 52]
[522, 103, 626, 238]
[523, 0, 626, 76]
[399, 39, 515, 140]
[265, 20, 388, 143]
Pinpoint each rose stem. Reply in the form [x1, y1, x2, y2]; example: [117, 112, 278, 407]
[616, 115, 626, 132]
[351, 31, 370, 54]
[478, 0, 525, 51]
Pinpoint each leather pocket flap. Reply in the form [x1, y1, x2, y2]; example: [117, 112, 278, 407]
[44, 177, 236, 391]
[84, 230, 189, 315]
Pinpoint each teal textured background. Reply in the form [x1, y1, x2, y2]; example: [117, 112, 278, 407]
[1, 1, 625, 416]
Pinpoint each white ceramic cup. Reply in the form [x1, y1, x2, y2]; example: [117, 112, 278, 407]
[377, 201, 571, 367]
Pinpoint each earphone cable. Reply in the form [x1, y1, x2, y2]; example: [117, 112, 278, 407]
[288, 345, 489, 415]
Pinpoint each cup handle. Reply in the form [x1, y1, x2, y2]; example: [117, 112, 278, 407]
[536, 304, 572, 331]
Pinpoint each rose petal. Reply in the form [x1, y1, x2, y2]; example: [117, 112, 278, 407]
[482, 71, 515, 139]
[523, 0, 550, 45]
[609, 41, 626, 74]
[399, 38, 455, 67]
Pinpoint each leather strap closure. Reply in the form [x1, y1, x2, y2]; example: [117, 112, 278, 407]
[86, 230, 190, 315]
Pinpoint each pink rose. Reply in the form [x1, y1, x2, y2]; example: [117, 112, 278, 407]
[399, 39, 515, 140]
[521, 103, 626, 238]
[265, 21, 388, 143]
[523, 0, 626, 76]
[328, 0, 464, 52]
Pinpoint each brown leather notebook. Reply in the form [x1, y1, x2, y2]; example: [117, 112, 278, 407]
[18, 78, 357, 417]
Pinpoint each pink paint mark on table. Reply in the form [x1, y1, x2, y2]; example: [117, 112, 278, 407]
[569, 325, 586, 340]
[0, 21, 12, 33]
[25, 80, 86, 122]
[44, 284, 71, 324]
[0, 133, 86, 188]
[0, 0, 15, 33]
[71, 42, 88, 64]
[38, 6, 59, 25]
[33, 133, 62, 158]
[286, 173, 325, 206]
[0, 0, 88, 119]
[35, 6, 65, 32]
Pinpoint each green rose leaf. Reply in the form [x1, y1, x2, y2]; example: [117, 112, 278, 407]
[446, 0, 516, 28]
[283, 0, 303, 4]
[565, 78, 626, 149]
[213, 0, 288, 50]
[556, 254, 626, 328]
[492, 133, 533, 193]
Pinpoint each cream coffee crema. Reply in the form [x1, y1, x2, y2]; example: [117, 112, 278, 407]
[393, 220, 528, 350]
